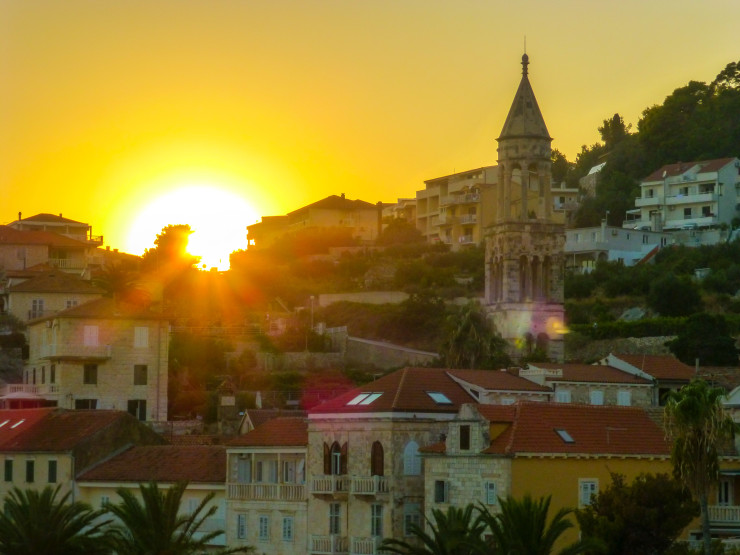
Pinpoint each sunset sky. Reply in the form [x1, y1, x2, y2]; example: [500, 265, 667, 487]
[1, 1, 738, 269]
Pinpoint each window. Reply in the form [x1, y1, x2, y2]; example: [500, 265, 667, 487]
[258, 515, 269, 541]
[282, 516, 294, 542]
[83, 364, 97, 385]
[579, 479, 598, 507]
[460, 425, 470, 450]
[589, 390, 604, 405]
[127, 400, 146, 421]
[283, 460, 296, 483]
[236, 457, 251, 483]
[65, 299, 78, 309]
[371, 504, 383, 538]
[434, 480, 449, 503]
[403, 503, 421, 536]
[719, 479, 734, 506]
[134, 365, 148, 386]
[556, 429, 575, 443]
[679, 186, 689, 196]
[702, 205, 712, 217]
[41, 366, 45, 384]
[371, 441, 384, 476]
[329, 503, 341, 535]
[25, 460, 34, 483]
[83, 325, 99, 347]
[617, 390, 631, 406]
[684, 207, 692, 219]
[427, 391, 452, 404]
[555, 390, 571, 403]
[31, 299, 44, 319]
[75, 399, 97, 409]
[134, 327, 149, 348]
[403, 441, 421, 475]
[101, 495, 109, 508]
[50, 365, 55, 384]
[485, 481, 497, 505]
[32, 368, 36, 385]
[48, 460, 57, 483]
[237, 514, 247, 540]
[4, 459, 12, 482]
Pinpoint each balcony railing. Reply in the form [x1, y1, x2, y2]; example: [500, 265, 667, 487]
[48, 258, 87, 270]
[666, 192, 718, 205]
[441, 193, 480, 206]
[311, 475, 350, 495]
[458, 214, 478, 224]
[227, 482, 306, 501]
[38, 344, 112, 360]
[2, 384, 60, 396]
[351, 537, 383, 555]
[27, 310, 55, 320]
[458, 235, 475, 244]
[351, 476, 389, 495]
[709, 505, 740, 524]
[635, 196, 662, 207]
[311, 535, 348, 555]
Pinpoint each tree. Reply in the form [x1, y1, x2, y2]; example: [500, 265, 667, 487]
[378, 219, 424, 245]
[646, 273, 702, 317]
[381, 505, 487, 555]
[576, 472, 698, 554]
[0, 485, 113, 555]
[106, 481, 248, 555]
[440, 301, 511, 369]
[476, 494, 594, 555]
[142, 224, 200, 271]
[664, 380, 736, 555]
[667, 313, 739, 366]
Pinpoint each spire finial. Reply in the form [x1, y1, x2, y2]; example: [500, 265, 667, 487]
[521, 52, 529, 76]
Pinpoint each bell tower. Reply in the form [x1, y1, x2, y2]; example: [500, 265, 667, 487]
[485, 54, 565, 361]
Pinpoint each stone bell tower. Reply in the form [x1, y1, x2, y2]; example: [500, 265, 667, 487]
[485, 53, 565, 361]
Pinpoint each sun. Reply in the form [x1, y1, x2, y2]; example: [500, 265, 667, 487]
[128, 184, 259, 271]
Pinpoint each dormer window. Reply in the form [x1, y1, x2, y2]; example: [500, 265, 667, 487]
[347, 393, 383, 406]
[427, 392, 452, 405]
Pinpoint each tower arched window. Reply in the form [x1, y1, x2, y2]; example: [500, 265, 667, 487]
[403, 441, 421, 476]
[371, 441, 384, 476]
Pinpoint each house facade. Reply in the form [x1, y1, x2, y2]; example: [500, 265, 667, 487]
[22, 298, 170, 421]
[8, 213, 103, 247]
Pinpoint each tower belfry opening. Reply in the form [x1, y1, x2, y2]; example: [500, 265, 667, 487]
[485, 53, 566, 362]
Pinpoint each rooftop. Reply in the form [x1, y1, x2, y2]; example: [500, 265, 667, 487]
[229, 417, 308, 447]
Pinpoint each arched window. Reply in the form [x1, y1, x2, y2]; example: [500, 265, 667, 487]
[371, 441, 384, 476]
[403, 441, 421, 476]
[330, 442, 342, 475]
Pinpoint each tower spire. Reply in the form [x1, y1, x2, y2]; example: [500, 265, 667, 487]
[521, 52, 529, 76]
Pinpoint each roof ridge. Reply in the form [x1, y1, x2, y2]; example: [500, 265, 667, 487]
[392, 368, 409, 409]
[504, 402, 523, 454]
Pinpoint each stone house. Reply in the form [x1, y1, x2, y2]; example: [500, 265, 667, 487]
[0, 408, 164, 500]
[23, 298, 169, 421]
[603, 353, 696, 405]
[77, 444, 228, 548]
[226, 416, 308, 554]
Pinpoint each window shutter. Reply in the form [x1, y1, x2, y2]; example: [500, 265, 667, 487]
[323, 443, 331, 475]
[340, 442, 348, 475]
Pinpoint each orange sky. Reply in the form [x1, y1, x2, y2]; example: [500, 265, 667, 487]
[1, 1, 738, 268]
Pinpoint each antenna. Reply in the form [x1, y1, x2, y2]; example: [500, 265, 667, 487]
[524, 36, 527, 54]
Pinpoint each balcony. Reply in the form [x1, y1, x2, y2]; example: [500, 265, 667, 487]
[87, 235, 104, 246]
[311, 535, 348, 555]
[351, 476, 390, 496]
[666, 192, 718, 205]
[458, 214, 478, 225]
[311, 475, 350, 495]
[635, 196, 662, 207]
[38, 344, 112, 361]
[27, 310, 56, 321]
[436, 214, 456, 227]
[458, 235, 475, 245]
[709, 505, 740, 525]
[227, 482, 306, 501]
[441, 193, 480, 206]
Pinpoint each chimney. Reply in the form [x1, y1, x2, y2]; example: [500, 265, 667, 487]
[341, 193, 345, 199]
[59, 213, 62, 217]
[18, 212, 21, 221]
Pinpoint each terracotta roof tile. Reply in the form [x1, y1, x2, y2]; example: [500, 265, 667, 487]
[17, 213, 86, 225]
[245, 409, 307, 430]
[8, 272, 102, 294]
[642, 158, 736, 182]
[614, 354, 695, 381]
[0, 409, 133, 452]
[448, 369, 552, 391]
[531, 363, 652, 384]
[482, 402, 669, 456]
[31, 298, 167, 322]
[78, 445, 226, 483]
[0, 226, 90, 248]
[229, 417, 308, 447]
[309, 368, 475, 415]
[167, 435, 220, 446]
[287, 195, 377, 216]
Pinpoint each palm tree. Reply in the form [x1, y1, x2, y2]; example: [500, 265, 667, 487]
[441, 300, 511, 369]
[664, 379, 736, 555]
[381, 504, 487, 555]
[0, 485, 113, 555]
[476, 494, 593, 555]
[106, 481, 249, 555]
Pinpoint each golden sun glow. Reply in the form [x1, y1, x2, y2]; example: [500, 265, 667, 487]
[127, 184, 259, 271]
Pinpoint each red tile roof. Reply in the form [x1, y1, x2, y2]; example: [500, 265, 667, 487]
[8, 272, 102, 294]
[448, 369, 552, 391]
[17, 213, 86, 225]
[288, 195, 378, 216]
[0, 409, 132, 452]
[0, 226, 90, 248]
[614, 354, 695, 381]
[30, 298, 167, 322]
[642, 158, 736, 182]
[228, 417, 308, 447]
[244, 409, 307, 430]
[78, 445, 226, 483]
[481, 402, 669, 456]
[531, 363, 651, 384]
[309, 368, 475, 415]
